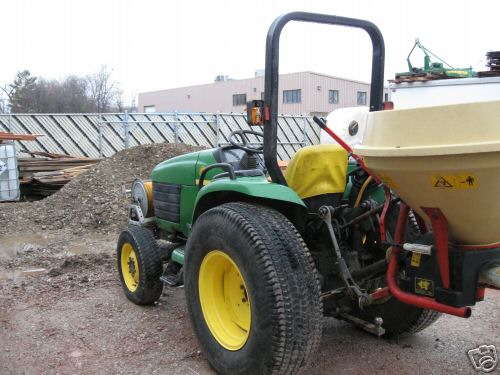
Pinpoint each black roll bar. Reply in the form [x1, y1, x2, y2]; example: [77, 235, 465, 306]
[263, 12, 385, 186]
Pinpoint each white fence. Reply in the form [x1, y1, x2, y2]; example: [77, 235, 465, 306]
[0, 112, 320, 160]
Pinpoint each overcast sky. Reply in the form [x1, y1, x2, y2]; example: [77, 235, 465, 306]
[2, 0, 499, 104]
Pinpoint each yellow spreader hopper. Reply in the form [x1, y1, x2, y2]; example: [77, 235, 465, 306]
[354, 100, 500, 246]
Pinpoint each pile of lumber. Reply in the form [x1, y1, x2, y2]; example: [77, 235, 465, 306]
[19, 152, 99, 196]
[389, 72, 449, 84]
[0, 132, 99, 197]
[477, 51, 500, 77]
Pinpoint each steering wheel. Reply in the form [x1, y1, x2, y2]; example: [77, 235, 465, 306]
[228, 129, 264, 154]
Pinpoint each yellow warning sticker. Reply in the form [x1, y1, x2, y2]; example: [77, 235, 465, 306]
[415, 277, 434, 296]
[411, 253, 422, 267]
[431, 174, 477, 189]
[378, 173, 399, 190]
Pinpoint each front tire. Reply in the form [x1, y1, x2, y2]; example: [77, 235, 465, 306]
[185, 203, 322, 375]
[117, 226, 163, 305]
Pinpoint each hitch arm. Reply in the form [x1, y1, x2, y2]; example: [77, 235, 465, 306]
[319, 205, 372, 307]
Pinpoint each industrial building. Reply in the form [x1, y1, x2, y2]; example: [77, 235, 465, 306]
[138, 71, 385, 116]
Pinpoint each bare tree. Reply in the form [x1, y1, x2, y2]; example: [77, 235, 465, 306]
[115, 92, 137, 113]
[87, 65, 123, 113]
[61, 76, 93, 112]
[2, 67, 125, 113]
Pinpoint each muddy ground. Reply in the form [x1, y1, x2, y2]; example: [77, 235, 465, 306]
[1, 230, 499, 375]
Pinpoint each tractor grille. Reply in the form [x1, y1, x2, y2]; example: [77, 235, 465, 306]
[152, 182, 181, 223]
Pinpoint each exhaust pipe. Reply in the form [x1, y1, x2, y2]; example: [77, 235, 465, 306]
[479, 264, 500, 289]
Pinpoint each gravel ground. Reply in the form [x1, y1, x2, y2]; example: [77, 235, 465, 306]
[0, 143, 203, 237]
[0, 231, 499, 375]
[1, 143, 499, 374]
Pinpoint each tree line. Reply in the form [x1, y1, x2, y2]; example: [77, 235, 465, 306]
[1, 66, 135, 113]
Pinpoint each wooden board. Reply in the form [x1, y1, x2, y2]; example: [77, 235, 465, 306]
[0, 132, 44, 141]
[17, 155, 99, 197]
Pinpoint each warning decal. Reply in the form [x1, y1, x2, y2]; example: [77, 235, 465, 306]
[431, 174, 477, 189]
[411, 253, 422, 267]
[415, 277, 434, 296]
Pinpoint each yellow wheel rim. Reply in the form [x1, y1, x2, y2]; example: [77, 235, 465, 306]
[199, 250, 251, 351]
[121, 243, 140, 292]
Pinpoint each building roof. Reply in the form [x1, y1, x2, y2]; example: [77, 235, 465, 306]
[139, 71, 370, 94]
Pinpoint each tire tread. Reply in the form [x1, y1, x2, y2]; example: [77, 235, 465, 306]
[185, 202, 323, 375]
[117, 226, 163, 305]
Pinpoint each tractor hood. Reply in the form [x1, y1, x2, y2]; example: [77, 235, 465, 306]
[151, 150, 206, 186]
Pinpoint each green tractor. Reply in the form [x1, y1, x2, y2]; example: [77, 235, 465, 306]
[117, 12, 500, 375]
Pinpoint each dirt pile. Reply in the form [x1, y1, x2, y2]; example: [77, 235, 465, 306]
[0, 143, 204, 235]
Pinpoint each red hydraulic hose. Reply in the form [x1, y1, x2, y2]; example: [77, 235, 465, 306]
[387, 255, 471, 318]
[386, 203, 471, 318]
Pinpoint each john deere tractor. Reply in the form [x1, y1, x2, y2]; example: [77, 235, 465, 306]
[117, 12, 500, 375]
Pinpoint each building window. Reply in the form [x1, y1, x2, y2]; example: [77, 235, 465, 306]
[144, 105, 156, 113]
[283, 89, 301, 104]
[357, 91, 367, 105]
[384, 93, 389, 102]
[233, 93, 247, 106]
[328, 90, 339, 104]
[261, 92, 265, 100]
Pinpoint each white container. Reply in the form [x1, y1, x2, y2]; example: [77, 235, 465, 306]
[0, 142, 20, 201]
[389, 76, 500, 109]
[320, 106, 368, 149]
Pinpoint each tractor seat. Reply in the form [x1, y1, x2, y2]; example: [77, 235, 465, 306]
[285, 144, 348, 212]
[214, 147, 265, 171]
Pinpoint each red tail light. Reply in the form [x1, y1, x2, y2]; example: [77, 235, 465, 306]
[383, 101, 394, 110]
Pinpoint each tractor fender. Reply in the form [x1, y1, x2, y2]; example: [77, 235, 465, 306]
[192, 176, 307, 229]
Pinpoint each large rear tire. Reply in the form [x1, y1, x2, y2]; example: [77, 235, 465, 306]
[185, 202, 323, 375]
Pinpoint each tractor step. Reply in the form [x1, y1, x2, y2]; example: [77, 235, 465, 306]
[160, 274, 180, 286]
[160, 261, 184, 287]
